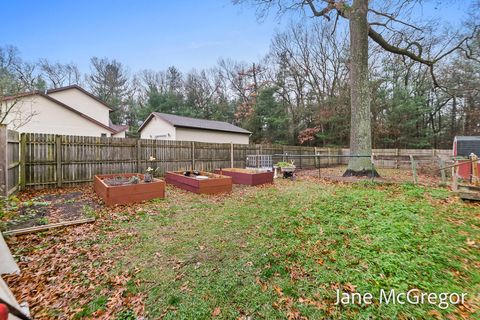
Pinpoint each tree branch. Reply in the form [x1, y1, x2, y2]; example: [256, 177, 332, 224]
[368, 8, 422, 31]
[368, 27, 433, 65]
[305, 0, 335, 21]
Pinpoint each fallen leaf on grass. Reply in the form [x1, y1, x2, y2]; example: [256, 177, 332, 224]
[427, 310, 443, 319]
[274, 285, 284, 297]
[212, 307, 221, 317]
[466, 238, 475, 247]
[343, 283, 357, 292]
[255, 278, 268, 292]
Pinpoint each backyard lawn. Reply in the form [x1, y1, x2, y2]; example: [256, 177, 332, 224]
[3, 176, 480, 319]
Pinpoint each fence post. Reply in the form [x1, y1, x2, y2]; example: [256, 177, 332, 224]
[395, 148, 399, 169]
[136, 139, 142, 172]
[439, 159, 446, 186]
[19, 133, 26, 189]
[452, 162, 459, 191]
[191, 141, 195, 170]
[299, 148, 302, 168]
[0, 125, 7, 196]
[56, 135, 63, 187]
[409, 155, 418, 185]
[230, 143, 234, 168]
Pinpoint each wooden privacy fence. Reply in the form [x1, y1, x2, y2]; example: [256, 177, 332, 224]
[0, 125, 20, 196]
[0, 130, 454, 191]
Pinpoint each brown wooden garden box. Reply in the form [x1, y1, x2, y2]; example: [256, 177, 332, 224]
[214, 168, 274, 186]
[94, 173, 165, 206]
[165, 171, 232, 194]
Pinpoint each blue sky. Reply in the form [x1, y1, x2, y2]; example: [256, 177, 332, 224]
[0, 0, 472, 73]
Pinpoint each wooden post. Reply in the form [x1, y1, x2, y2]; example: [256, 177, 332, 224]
[452, 162, 459, 192]
[136, 139, 142, 172]
[19, 133, 26, 189]
[0, 125, 7, 196]
[191, 141, 195, 170]
[471, 153, 479, 186]
[299, 148, 302, 169]
[409, 155, 418, 184]
[439, 159, 446, 186]
[56, 135, 63, 187]
[230, 143, 234, 168]
[314, 147, 318, 168]
[395, 148, 399, 169]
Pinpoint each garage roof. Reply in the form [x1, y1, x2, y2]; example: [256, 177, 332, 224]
[139, 112, 251, 135]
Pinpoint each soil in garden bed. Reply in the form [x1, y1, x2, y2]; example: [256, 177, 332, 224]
[101, 175, 155, 186]
[179, 171, 226, 179]
[1, 188, 102, 232]
[217, 168, 268, 174]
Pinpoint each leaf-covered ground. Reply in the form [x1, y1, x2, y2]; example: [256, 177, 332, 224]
[4, 177, 480, 319]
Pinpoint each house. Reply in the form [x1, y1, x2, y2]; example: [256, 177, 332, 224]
[1, 85, 128, 137]
[138, 112, 251, 144]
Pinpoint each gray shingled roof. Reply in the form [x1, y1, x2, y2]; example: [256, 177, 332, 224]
[455, 136, 480, 141]
[149, 112, 251, 134]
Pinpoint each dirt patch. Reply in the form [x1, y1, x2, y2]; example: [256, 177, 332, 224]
[2, 188, 102, 231]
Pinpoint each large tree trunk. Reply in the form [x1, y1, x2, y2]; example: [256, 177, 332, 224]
[343, 0, 379, 177]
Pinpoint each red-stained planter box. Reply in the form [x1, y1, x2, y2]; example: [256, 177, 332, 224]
[214, 168, 274, 186]
[94, 173, 165, 206]
[165, 171, 232, 194]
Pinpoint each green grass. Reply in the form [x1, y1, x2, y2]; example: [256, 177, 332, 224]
[108, 180, 479, 319]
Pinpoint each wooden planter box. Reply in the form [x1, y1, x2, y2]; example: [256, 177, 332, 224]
[94, 173, 165, 206]
[165, 171, 232, 194]
[214, 168, 274, 186]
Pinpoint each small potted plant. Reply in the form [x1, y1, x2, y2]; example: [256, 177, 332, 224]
[275, 161, 296, 179]
[144, 156, 159, 183]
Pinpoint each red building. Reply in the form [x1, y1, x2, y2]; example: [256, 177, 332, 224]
[453, 136, 480, 180]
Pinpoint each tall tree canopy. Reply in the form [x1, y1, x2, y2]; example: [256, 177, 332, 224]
[87, 57, 130, 123]
[234, 0, 479, 176]
[1, 1, 478, 145]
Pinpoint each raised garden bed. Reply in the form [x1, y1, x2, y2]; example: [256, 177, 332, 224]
[214, 168, 274, 186]
[165, 171, 232, 194]
[94, 173, 165, 206]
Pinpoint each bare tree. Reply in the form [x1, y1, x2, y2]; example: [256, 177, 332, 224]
[0, 46, 39, 128]
[39, 59, 82, 88]
[269, 21, 350, 144]
[234, 0, 478, 176]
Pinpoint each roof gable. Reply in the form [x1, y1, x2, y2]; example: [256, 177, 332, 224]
[46, 85, 112, 111]
[3, 91, 116, 133]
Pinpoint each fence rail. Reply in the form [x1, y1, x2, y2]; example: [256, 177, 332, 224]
[0, 130, 454, 191]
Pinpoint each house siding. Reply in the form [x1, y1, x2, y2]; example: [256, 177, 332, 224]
[112, 130, 126, 138]
[2, 95, 113, 136]
[140, 117, 176, 140]
[47, 88, 111, 126]
[175, 127, 249, 144]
